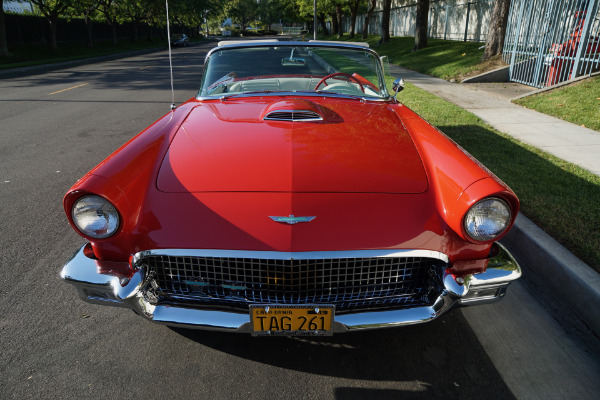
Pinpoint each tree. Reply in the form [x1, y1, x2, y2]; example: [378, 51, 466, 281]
[483, 0, 511, 59]
[30, 0, 72, 49]
[257, 0, 290, 31]
[348, 0, 360, 39]
[413, 0, 429, 51]
[361, 0, 376, 40]
[296, 0, 331, 36]
[68, 0, 99, 48]
[224, 0, 256, 32]
[379, 0, 391, 44]
[169, 0, 213, 36]
[0, 0, 10, 57]
[98, 0, 119, 44]
[119, 0, 143, 42]
[144, 0, 167, 41]
[333, 2, 343, 37]
[317, 13, 329, 36]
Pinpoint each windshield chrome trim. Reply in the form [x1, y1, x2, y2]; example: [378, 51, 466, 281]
[206, 41, 376, 60]
[197, 91, 392, 102]
[132, 249, 450, 265]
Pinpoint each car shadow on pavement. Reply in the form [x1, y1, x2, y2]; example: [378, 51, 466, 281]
[171, 309, 515, 400]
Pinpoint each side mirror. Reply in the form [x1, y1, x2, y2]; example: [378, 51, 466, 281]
[392, 78, 405, 99]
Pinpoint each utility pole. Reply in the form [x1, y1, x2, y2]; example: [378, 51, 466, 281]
[314, 0, 317, 40]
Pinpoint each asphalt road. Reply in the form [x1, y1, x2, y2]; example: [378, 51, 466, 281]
[1, 42, 599, 399]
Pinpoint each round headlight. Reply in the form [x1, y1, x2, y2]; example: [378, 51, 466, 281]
[72, 195, 120, 239]
[464, 197, 511, 242]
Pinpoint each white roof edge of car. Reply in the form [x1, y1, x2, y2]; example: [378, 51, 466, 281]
[217, 39, 369, 48]
[308, 40, 369, 48]
[218, 39, 281, 46]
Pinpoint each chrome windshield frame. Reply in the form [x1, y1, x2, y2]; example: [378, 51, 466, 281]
[197, 41, 391, 101]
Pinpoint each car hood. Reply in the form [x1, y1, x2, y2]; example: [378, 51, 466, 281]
[157, 98, 428, 194]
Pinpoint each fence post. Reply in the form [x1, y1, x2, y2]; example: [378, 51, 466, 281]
[464, 2, 472, 41]
[509, 0, 527, 78]
[571, 0, 599, 78]
[444, 2, 449, 40]
[429, 6, 433, 37]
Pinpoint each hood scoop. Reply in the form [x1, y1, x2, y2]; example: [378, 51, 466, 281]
[262, 99, 323, 122]
[264, 110, 322, 122]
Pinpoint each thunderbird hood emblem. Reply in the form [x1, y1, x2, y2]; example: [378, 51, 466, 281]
[269, 215, 316, 225]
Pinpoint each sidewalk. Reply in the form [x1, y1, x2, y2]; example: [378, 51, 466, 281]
[389, 64, 600, 334]
[389, 65, 600, 176]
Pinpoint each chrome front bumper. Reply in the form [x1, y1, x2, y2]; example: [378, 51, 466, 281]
[60, 244, 521, 333]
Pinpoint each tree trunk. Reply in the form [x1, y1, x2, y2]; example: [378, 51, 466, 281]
[84, 17, 93, 48]
[330, 12, 338, 37]
[0, 3, 10, 57]
[132, 21, 138, 42]
[380, 0, 392, 44]
[49, 18, 58, 50]
[318, 13, 329, 36]
[362, 0, 376, 40]
[111, 23, 117, 44]
[16, 14, 24, 44]
[335, 5, 343, 37]
[413, 0, 429, 51]
[349, 0, 359, 39]
[483, 0, 511, 59]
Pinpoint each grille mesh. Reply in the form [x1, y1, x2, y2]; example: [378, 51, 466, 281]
[144, 255, 444, 312]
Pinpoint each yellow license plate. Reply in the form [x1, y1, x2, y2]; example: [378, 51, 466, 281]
[250, 305, 334, 336]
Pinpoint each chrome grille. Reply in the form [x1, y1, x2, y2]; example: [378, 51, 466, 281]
[143, 255, 444, 312]
[263, 110, 322, 122]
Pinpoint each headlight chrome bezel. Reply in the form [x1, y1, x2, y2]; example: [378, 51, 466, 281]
[463, 197, 512, 243]
[71, 195, 120, 239]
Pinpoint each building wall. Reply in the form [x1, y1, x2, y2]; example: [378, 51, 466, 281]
[3, 1, 34, 14]
[343, 0, 495, 42]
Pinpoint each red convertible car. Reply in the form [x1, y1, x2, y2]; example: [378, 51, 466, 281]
[61, 41, 521, 335]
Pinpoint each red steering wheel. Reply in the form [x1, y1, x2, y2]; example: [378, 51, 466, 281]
[314, 72, 365, 93]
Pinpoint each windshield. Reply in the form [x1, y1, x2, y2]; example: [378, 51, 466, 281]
[198, 45, 389, 99]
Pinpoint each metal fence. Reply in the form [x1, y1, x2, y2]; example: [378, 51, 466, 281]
[344, 0, 495, 42]
[503, 0, 600, 88]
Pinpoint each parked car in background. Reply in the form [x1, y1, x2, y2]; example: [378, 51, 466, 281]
[61, 40, 521, 336]
[170, 33, 190, 47]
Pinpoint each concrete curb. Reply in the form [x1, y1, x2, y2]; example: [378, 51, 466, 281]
[461, 65, 510, 83]
[501, 214, 600, 335]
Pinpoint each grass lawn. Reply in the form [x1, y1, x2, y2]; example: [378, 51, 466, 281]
[392, 80, 600, 272]
[320, 34, 506, 81]
[0, 40, 170, 70]
[514, 75, 600, 132]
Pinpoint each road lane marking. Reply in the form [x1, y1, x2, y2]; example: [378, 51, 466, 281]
[139, 66, 152, 70]
[48, 83, 88, 95]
